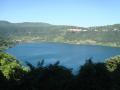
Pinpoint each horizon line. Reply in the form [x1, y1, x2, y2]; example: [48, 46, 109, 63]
[0, 20, 120, 28]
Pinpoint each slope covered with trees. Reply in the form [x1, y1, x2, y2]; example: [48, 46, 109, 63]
[0, 20, 120, 47]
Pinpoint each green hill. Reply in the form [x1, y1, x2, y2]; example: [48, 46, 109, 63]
[0, 20, 120, 47]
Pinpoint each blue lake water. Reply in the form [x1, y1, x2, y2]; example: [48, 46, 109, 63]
[6, 42, 120, 72]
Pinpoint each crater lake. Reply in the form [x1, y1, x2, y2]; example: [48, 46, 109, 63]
[6, 42, 120, 72]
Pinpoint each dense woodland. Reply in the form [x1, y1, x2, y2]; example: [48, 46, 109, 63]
[0, 20, 120, 47]
[1, 52, 120, 90]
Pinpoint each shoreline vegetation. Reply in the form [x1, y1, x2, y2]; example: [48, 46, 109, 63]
[14, 39, 120, 48]
[0, 35, 120, 55]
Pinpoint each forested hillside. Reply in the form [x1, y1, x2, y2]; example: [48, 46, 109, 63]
[0, 20, 120, 47]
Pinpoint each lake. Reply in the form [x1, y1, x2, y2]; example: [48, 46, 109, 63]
[6, 42, 120, 72]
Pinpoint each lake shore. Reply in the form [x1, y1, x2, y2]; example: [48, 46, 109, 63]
[15, 39, 120, 48]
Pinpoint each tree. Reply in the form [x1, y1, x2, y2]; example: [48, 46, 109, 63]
[106, 55, 120, 72]
[0, 52, 27, 79]
[76, 59, 112, 90]
[22, 61, 73, 90]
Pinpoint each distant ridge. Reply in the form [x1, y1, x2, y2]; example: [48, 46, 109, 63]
[0, 20, 120, 28]
[0, 20, 120, 47]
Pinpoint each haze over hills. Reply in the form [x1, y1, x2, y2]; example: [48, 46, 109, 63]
[0, 20, 120, 47]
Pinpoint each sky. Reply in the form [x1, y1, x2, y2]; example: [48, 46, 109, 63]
[0, 0, 120, 27]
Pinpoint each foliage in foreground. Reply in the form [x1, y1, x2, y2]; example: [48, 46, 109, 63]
[1, 53, 120, 90]
[106, 55, 120, 71]
[0, 52, 27, 79]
